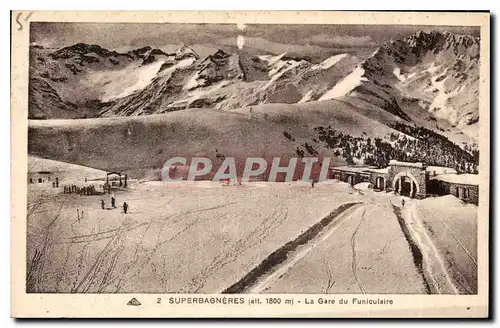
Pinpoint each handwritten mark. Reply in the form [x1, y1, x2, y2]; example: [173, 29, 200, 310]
[16, 12, 34, 31]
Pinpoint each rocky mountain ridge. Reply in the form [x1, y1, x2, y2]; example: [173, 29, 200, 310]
[29, 30, 480, 145]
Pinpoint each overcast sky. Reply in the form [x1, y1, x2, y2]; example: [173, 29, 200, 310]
[30, 23, 480, 61]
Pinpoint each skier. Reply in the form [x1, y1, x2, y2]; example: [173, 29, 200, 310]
[101, 199, 105, 210]
[401, 198, 405, 208]
[111, 193, 116, 208]
[123, 202, 129, 214]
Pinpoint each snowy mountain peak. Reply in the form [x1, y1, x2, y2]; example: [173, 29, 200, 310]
[320, 30, 480, 141]
[211, 49, 231, 60]
[405, 30, 479, 50]
[379, 30, 480, 65]
[49, 43, 120, 59]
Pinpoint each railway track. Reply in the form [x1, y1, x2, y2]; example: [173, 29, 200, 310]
[223, 202, 363, 294]
[350, 205, 368, 294]
[417, 205, 477, 268]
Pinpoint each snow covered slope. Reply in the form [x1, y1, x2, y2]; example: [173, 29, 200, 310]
[28, 100, 402, 175]
[319, 31, 480, 142]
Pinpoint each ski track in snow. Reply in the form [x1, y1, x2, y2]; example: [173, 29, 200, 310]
[245, 203, 364, 293]
[350, 205, 368, 294]
[405, 203, 459, 294]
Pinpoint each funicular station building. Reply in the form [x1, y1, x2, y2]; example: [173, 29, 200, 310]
[329, 160, 479, 205]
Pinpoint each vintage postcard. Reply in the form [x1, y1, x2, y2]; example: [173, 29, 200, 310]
[11, 11, 490, 318]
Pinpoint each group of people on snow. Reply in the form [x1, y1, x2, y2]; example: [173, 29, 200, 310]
[63, 184, 97, 196]
[100, 193, 129, 214]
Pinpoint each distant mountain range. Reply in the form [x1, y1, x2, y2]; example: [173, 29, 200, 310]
[29, 31, 479, 142]
[29, 42, 359, 116]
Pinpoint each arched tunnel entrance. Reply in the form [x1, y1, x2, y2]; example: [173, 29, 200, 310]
[393, 173, 419, 198]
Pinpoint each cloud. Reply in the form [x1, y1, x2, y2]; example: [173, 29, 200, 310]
[218, 36, 365, 62]
[220, 36, 327, 56]
[306, 34, 377, 48]
[237, 35, 245, 49]
[30, 23, 240, 49]
[30, 22, 480, 61]
[237, 23, 247, 31]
